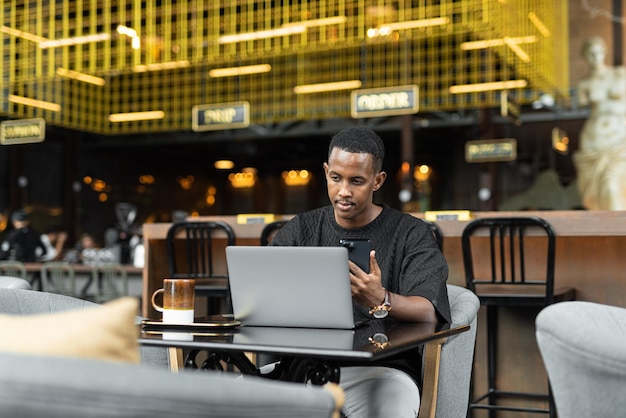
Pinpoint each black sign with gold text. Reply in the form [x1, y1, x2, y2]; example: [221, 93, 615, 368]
[192, 102, 250, 132]
[351, 85, 419, 118]
[0, 118, 46, 145]
[465, 139, 517, 163]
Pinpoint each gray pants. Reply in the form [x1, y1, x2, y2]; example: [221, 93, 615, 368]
[340, 366, 420, 418]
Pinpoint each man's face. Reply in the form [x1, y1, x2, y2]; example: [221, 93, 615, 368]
[323, 147, 386, 228]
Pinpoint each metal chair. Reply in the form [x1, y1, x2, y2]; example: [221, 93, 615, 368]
[462, 216, 576, 417]
[0, 260, 27, 280]
[260, 220, 288, 246]
[166, 220, 236, 314]
[93, 263, 128, 303]
[40, 261, 77, 297]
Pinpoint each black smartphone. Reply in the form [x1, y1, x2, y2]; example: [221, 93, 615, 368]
[340, 239, 371, 273]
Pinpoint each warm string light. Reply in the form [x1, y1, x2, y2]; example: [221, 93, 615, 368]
[282, 170, 311, 186]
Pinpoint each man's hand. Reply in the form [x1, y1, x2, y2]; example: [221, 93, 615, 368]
[349, 249, 438, 323]
[349, 250, 385, 308]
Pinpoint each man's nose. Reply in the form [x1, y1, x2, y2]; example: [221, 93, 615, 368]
[338, 181, 352, 196]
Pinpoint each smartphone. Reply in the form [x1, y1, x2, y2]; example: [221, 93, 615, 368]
[340, 239, 371, 273]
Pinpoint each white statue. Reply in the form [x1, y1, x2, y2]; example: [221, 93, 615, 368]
[573, 36, 626, 210]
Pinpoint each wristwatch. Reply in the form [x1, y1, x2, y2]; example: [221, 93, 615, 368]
[369, 289, 391, 319]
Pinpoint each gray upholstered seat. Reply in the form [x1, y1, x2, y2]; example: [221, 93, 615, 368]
[0, 288, 167, 368]
[0, 288, 344, 417]
[0, 276, 32, 290]
[536, 301, 626, 418]
[0, 350, 343, 418]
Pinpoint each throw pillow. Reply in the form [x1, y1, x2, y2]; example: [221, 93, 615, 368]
[0, 296, 140, 363]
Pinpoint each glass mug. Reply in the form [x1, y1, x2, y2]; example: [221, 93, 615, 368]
[151, 279, 195, 324]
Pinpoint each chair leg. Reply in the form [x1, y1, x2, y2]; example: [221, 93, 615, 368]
[548, 381, 556, 418]
[487, 305, 498, 418]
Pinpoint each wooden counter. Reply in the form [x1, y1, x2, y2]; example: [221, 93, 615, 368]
[142, 211, 626, 418]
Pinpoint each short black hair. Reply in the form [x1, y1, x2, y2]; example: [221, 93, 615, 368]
[11, 209, 28, 222]
[328, 127, 385, 173]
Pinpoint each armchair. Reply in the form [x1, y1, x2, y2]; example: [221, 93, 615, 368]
[0, 276, 31, 290]
[0, 288, 344, 418]
[536, 301, 626, 418]
[419, 284, 479, 418]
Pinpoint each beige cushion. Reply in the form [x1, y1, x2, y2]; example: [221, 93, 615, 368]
[0, 297, 140, 363]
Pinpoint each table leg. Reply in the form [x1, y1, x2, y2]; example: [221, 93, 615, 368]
[168, 347, 184, 372]
[418, 337, 446, 418]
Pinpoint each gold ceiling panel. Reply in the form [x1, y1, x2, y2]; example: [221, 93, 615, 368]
[1, 1, 569, 134]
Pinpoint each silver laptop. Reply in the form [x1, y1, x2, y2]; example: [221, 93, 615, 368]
[225, 246, 357, 329]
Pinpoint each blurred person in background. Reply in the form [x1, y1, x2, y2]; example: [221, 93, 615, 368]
[0, 209, 47, 262]
[38, 226, 68, 262]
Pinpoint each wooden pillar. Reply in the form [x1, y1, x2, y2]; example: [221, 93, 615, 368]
[613, 0, 623, 65]
[400, 114, 414, 197]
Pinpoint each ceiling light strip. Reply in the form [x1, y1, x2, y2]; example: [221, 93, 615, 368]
[293, 80, 362, 94]
[133, 60, 190, 73]
[1, 26, 47, 43]
[218, 26, 306, 44]
[8, 95, 61, 112]
[449, 80, 528, 94]
[378, 17, 449, 31]
[108, 111, 165, 123]
[460, 36, 536, 50]
[56, 68, 106, 86]
[209, 64, 272, 78]
[528, 12, 551, 37]
[282, 16, 347, 28]
[503, 37, 531, 63]
[39, 33, 110, 49]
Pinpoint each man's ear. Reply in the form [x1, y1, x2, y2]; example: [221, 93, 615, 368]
[323, 162, 329, 177]
[373, 171, 387, 191]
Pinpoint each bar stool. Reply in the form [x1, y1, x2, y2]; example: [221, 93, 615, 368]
[260, 220, 288, 246]
[462, 216, 575, 417]
[41, 261, 77, 297]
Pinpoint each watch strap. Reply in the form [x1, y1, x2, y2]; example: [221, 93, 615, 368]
[369, 289, 391, 316]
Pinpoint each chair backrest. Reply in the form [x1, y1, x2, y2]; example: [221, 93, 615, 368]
[433, 284, 480, 418]
[166, 221, 236, 278]
[0, 275, 32, 290]
[41, 261, 76, 297]
[0, 288, 169, 369]
[0, 260, 27, 280]
[93, 263, 128, 303]
[0, 288, 97, 315]
[536, 301, 626, 418]
[462, 216, 556, 302]
[260, 220, 288, 246]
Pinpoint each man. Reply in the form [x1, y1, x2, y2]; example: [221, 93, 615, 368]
[1, 209, 47, 262]
[269, 126, 450, 418]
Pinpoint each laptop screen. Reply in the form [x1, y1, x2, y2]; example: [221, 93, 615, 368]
[226, 246, 356, 329]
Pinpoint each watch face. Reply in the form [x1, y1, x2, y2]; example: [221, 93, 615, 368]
[373, 309, 389, 319]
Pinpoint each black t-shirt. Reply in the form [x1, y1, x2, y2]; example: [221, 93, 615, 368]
[269, 203, 451, 385]
[2, 227, 46, 262]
